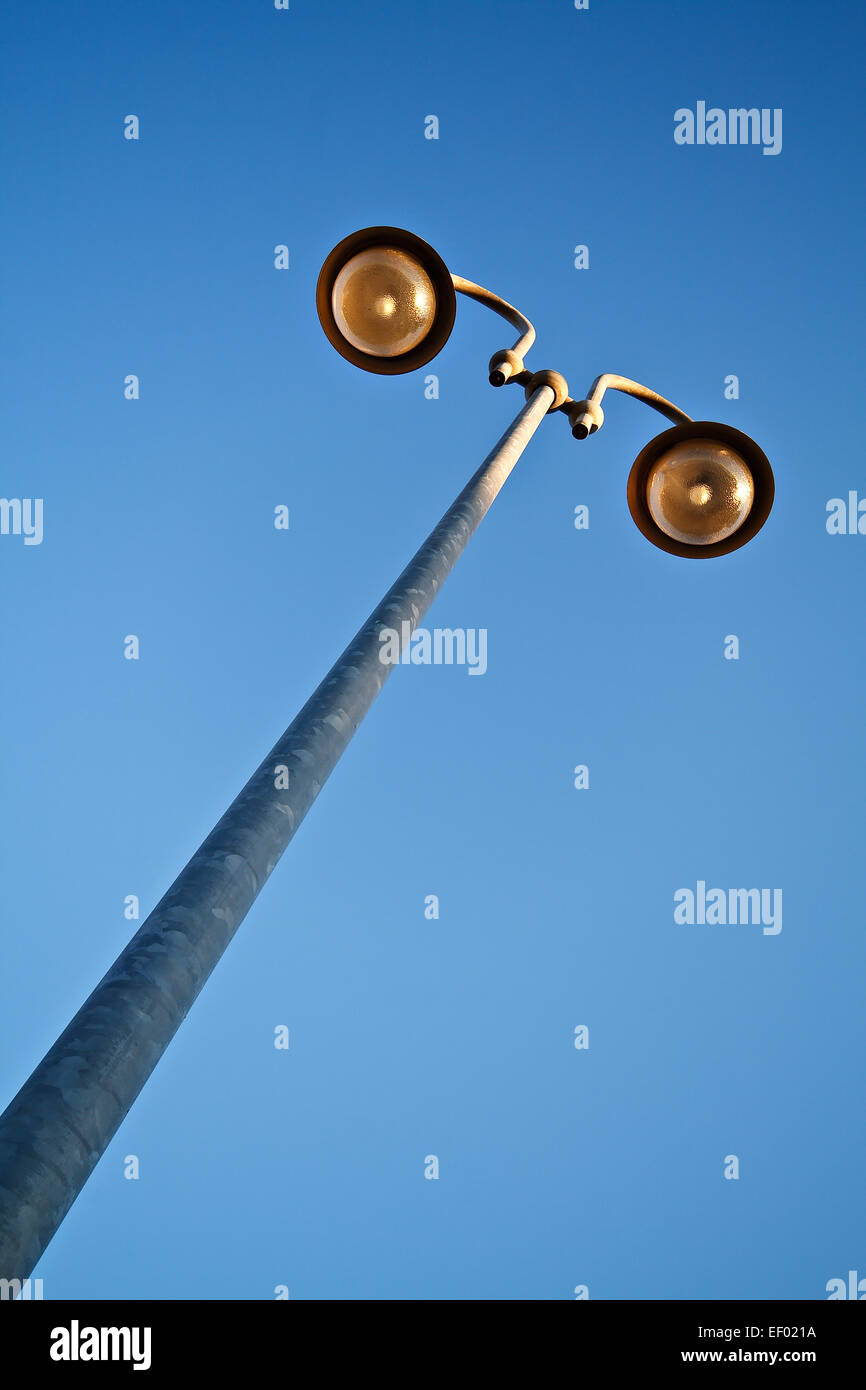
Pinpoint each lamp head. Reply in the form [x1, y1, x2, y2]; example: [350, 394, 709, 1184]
[316, 227, 456, 375]
[627, 421, 774, 557]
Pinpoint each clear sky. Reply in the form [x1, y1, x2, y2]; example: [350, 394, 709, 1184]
[1, 0, 864, 1300]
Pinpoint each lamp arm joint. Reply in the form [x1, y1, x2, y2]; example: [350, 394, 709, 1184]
[566, 373, 692, 439]
[451, 274, 536, 386]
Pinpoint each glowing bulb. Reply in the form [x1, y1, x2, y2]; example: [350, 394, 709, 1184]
[331, 247, 437, 357]
[646, 439, 755, 545]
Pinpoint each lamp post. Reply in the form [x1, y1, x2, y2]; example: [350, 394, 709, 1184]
[0, 226, 774, 1285]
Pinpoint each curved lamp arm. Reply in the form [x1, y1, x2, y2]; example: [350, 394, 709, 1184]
[451, 274, 536, 385]
[568, 373, 692, 439]
[446, 278, 692, 442]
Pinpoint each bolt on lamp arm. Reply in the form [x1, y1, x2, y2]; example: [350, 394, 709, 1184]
[451, 274, 536, 385]
[568, 373, 692, 440]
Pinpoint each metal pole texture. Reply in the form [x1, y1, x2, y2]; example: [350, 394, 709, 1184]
[0, 384, 556, 1281]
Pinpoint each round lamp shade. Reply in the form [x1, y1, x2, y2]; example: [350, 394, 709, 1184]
[317, 227, 456, 374]
[627, 421, 774, 558]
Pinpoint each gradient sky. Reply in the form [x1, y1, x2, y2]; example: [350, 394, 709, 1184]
[1, 0, 864, 1300]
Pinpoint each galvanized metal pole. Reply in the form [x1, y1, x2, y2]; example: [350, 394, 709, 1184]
[0, 384, 555, 1282]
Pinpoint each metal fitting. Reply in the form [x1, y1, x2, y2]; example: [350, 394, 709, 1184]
[524, 370, 569, 412]
[488, 349, 526, 387]
[567, 398, 605, 439]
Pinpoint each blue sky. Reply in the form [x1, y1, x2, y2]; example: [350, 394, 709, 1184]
[1, 0, 864, 1299]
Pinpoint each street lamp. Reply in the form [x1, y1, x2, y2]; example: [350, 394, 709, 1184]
[316, 226, 456, 373]
[320, 227, 774, 557]
[627, 421, 774, 558]
[0, 225, 775, 1286]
